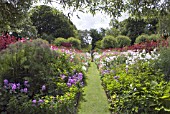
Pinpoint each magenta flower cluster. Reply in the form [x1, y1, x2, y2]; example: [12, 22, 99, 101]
[66, 73, 84, 87]
[3, 79, 29, 93]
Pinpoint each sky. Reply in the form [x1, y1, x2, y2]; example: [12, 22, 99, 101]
[34, 2, 129, 31]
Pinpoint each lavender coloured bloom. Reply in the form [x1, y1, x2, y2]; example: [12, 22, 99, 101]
[24, 80, 30, 87]
[67, 83, 72, 87]
[69, 79, 76, 84]
[38, 99, 44, 104]
[41, 85, 46, 91]
[78, 75, 83, 81]
[12, 83, 17, 90]
[17, 83, 20, 89]
[60, 74, 66, 80]
[20, 89, 24, 93]
[3, 79, 8, 85]
[80, 82, 84, 87]
[23, 88, 28, 93]
[114, 76, 119, 80]
[32, 99, 36, 104]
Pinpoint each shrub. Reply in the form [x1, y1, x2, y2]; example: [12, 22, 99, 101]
[0, 39, 56, 94]
[157, 46, 170, 81]
[135, 34, 149, 44]
[101, 35, 117, 49]
[67, 37, 81, 49]
[148, 34, 160, 42]
[101, 60, 170, 113]
[116, 35, 131, 48]
[54, 37, 67, 46]
[0, 34, 17, 51]
[0, 38, 85, 113]
[41, 33, 55, 43]
[95, 40, 102, 49]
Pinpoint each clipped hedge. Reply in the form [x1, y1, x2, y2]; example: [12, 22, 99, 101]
[116, 35, 131, 48]
[101, 35, 117, 49]
[148, 34, 160, 42]
[54, 37, 68, 46]
[135, 34, 149, 44]
[68, 37, 81, 49]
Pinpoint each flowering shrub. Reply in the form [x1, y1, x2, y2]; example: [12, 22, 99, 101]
[96, 49, 170, 113]
[0, 39, 87, 113]
[0, 34, 17, 51]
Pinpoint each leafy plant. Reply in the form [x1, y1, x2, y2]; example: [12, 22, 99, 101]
[116, 35, 131, 48]
[101, 35, 117, 49]
[54, 37, 68, 46]
[135, 34, 149, 44]
[67, 37, 81, 49]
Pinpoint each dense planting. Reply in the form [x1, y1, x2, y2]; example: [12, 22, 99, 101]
[95, 48, 170, 113]
[0, 39, 89, 114]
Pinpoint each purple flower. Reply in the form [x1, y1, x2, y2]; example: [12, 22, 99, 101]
[69, 79, 76, 84]
[114, 76, 119, 80]
[20, 89, 24, 93]
[3, 79, 8, 85]
[78, 73, 83, 81]
[80, 82, 84, 87]
[67, 83, 72, 87]
[17, 83, 20, 89]
[23, 88, 28, 93]
[41, 85, 46, 91]
[12, 83, 17, 90]
[60, 74, 66, 80]
[38, 99, 44, 104]
[24, 80, 30, 87]
[32, 99, 36, 104]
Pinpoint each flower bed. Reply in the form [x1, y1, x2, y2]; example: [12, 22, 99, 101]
[97, 49, 170, 113]
[0, 39, 89, 114]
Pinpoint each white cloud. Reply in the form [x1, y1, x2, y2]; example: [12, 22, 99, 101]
[68, 11, 111, 30]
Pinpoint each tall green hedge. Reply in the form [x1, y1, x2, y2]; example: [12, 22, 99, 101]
[116, 35, 131, 48]
[101, 35, 117, 49]
[54, 37, 67, 46]
[135, 34, 149, 43]
[68, 37, 81, 49]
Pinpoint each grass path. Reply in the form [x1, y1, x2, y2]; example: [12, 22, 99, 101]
[78, 62, 110, 114]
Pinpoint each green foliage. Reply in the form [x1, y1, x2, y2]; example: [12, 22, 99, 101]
[116, 35, 131, 48]
[41, 33, 55, 42]
[105, 28, 120, 37]
[135, 34, 149, 43]
[101, 35, 117, 49]
[101, 60, 170, 113]
[0, 38, 86, 113]
[90, 29, 103, 50]
[120, 18, 147, 44]
[30, 5, 77, 41]
[0, 39, 55, 94]
[157, 46, 170, 81]
[54, 37, 67, 46]
[68, 37, 81, 49]
[95, 40, 102, 49]
[148, 34, 160, 41]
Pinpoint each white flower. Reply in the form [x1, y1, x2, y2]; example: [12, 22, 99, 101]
[82, 66, 87, 71]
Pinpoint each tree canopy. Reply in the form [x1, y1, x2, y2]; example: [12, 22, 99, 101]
[30, 5, 78, 41]
[0, 0, 169, 31]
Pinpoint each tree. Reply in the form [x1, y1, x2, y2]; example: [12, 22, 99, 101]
[105, 28, 120, 37]
[119, 18, 147, 44]
[0, 0, 34, 31]
[1, 0, 169, 32]
[30, 5, 78, 41]
[89, 29, 102, 50]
